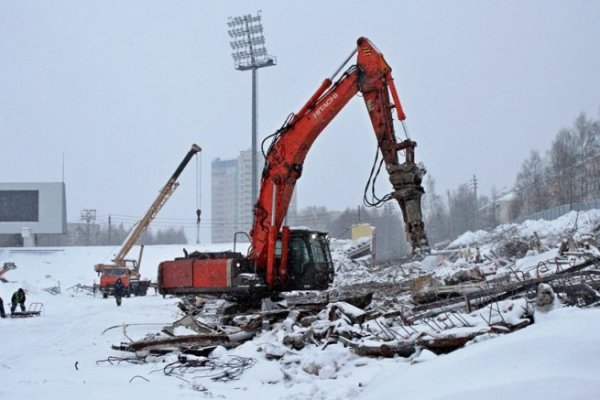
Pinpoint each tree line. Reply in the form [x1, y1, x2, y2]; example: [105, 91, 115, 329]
[422, 110, 600, 248]
[95, 223, 188, 246]
[511, 112, 600, 216]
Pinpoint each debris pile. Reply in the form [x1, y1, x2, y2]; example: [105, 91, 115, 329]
[103, 210, 600, 384]
[0, 262, 17, 283]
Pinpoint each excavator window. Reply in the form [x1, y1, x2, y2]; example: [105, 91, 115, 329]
[307, 234, 331, 265]
[289, 237, 311, 275]
[309, 240, 327, 263]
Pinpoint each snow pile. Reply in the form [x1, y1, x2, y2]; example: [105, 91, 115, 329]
[448, 229, 490, 249]
[1, 210, 600, 398]
[450, 210, 600, 254]
[399, 210, 600, 284]
[360, 307, 600, 400]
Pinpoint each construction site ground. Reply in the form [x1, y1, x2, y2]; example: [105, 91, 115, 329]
[1, 210, 600, 399]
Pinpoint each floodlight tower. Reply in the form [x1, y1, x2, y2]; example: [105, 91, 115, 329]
[80, 209, 96, 245]
[227, 11, 277, 210]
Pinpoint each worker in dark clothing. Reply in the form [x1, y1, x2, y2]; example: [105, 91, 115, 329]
[0, 295, 6, 318]
[113, 279, 125, 306]
[11, 288, 26, 314]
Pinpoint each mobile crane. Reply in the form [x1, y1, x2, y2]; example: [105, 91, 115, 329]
[94, 144, 201, 298]
[158, 37, 429, 298]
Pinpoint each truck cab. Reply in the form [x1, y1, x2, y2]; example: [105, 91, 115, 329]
[98, 267, 131, 298]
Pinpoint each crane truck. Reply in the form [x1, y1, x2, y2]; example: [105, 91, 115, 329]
[94, 144, 201, 298]
[158, 37, 429, 299]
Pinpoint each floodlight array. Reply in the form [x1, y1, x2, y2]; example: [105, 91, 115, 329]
[227, 13, 261, 28]
[227, 11, 275, 70]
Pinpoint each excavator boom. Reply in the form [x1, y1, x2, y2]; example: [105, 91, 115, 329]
[251, 37, 429, 276]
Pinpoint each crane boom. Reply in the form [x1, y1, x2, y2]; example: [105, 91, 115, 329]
[94, 144, 201, 301]
[113, 144, 201, 267]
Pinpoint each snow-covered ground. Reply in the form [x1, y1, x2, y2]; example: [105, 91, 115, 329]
[2, 212, 600, 399]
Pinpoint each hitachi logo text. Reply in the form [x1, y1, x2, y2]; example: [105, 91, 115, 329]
[312, 93, 338, 119]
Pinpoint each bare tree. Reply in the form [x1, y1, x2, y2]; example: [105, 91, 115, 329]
[423, 176, 450, 246]
[513, 150, 549, 216]
[544, 112, 600, 207]
[449, 183, 477, 235]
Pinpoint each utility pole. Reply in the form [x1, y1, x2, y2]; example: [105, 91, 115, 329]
[196, 154, 202, 245]
[227, 11, 277, 214]
[472, 174, 479, 229]
[447, 190, 454, 238]
[490, 187, 497, 228]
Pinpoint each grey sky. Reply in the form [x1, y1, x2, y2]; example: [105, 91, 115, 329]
[1, 1, 599, 242]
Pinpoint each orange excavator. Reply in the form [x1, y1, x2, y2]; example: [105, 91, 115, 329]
[158, 37, 429, 298]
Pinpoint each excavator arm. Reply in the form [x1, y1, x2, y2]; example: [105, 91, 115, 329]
[250, 37, 429, 280]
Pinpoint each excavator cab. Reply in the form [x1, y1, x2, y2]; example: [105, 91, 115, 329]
[275, 229, 333, 291]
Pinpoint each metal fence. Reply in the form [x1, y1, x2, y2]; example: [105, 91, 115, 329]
[514, 198, 600, 224]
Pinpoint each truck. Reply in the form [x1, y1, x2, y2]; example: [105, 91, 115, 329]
[158, 37, 429, 299]
[94, 144, 201, 298]
[95, 245, 148, 298]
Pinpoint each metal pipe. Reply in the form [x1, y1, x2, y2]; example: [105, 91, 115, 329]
[252, 68, 258, 207]
[330, 48, 357, 81]
[271, 183, 277, 226]
[265, 183, 277, 287]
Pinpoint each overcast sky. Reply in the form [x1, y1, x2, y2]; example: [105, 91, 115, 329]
[1, 1, 600, 243]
